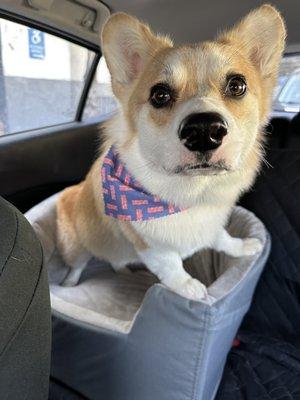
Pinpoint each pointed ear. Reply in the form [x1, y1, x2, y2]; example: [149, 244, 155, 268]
[218, 4, 286, 79]
[101, 13, 172, 96]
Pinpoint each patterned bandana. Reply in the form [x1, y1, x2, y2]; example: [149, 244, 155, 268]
[102, 146, 183, 221]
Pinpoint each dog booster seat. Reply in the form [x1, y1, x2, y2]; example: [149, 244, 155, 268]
[25, 193, 270, 400]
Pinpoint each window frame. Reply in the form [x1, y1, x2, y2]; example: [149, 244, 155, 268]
[0, 8, 102, 134]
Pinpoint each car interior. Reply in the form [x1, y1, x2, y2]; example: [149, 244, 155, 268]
[0, 0, 299, 399]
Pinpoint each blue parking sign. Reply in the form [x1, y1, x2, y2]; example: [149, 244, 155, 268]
[28, 28, 45, 60]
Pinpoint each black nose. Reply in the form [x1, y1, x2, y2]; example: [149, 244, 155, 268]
[179, 112, 228, 152]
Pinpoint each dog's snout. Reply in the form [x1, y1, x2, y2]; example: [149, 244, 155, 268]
[179, 112, 228, 152]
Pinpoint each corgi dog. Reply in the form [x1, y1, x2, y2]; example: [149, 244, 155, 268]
[56, 5, 285, 300]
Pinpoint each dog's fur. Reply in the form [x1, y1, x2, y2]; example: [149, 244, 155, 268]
[56, 5, 286, 300]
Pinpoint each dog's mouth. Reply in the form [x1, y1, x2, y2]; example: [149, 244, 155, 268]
[174, 161, 230, 176]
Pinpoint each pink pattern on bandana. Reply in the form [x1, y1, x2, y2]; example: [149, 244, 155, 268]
[102, 146, 183, 221]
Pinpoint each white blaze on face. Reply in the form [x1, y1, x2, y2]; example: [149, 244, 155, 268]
[136, 86, 251, 174]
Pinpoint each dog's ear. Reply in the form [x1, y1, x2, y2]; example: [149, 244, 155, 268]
[218, 5, 286, 79]
[101, 13, 172, 97]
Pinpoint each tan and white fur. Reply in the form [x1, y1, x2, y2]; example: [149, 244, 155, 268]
[56, 5, 286, 300]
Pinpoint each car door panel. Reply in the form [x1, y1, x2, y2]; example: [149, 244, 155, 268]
[0, 119, 104, 212]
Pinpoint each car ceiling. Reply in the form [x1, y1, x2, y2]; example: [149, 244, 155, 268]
[104, 0, 299, 50]
[1, 1, 298, 51]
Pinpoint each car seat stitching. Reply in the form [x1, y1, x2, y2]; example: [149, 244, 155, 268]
[0, 211, 18, 278]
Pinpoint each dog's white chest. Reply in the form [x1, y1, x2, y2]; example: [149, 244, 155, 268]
[132, 205, 230, 259]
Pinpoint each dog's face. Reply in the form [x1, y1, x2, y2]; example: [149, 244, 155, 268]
[102, 5, 285, 176]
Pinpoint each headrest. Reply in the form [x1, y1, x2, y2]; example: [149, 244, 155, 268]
[289, 112, 300, 136]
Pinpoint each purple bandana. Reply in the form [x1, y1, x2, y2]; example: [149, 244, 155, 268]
[101, 147, 183, 221]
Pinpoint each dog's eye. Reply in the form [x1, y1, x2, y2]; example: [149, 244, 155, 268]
[226, 76, 247, 97]
[150, 84, 174, 108]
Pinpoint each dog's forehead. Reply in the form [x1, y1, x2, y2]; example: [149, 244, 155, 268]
[159, 44, 230, 85]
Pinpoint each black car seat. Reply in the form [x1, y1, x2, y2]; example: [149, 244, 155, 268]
[287, 111, 300, 149]
[217, 148, 300, 399]
[0, 196, 51, 399]
[266, 117, 290, 148]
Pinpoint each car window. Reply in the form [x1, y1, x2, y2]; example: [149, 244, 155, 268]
[278, 74, 300, 105]
[273, 75, 289, 99]
[273, 54, 300, 112]
[0, 18, 96, 135]
[83, 57, 118, 121]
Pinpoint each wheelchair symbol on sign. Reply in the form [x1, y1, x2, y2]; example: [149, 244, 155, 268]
[28, 28, 45, 60]
[31, 30, 42, 45]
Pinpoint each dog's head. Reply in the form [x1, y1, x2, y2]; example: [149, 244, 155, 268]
[102, 5, 286, 177]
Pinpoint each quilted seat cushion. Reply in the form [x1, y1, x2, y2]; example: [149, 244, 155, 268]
[241, 150, 300, 339]
[217, 334, 300, 399]
[217, 149, 300, 399]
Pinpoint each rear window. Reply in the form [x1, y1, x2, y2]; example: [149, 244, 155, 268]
[273, 54, 300, 113]
[0, 18, 96, 135]
[278, 73, 300, 105]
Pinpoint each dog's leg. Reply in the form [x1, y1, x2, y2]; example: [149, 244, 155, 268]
[215, 228, 262, 257]
[57, 184, 92, 286]
[137, 247, 207, 301]
[61, 250, 91, 287]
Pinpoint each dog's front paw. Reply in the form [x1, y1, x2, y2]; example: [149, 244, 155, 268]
[61, 279, 76, 287]
[114, 266, 132, 275]
[60, 267, 83, 287]
[241, 237, 263, 256]
[170, 277, 207, 301]
[61, 273, 80, 287]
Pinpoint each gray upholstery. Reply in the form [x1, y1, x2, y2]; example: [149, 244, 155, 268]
[26, 194, 270, 400]
[0, 197, 51, 399]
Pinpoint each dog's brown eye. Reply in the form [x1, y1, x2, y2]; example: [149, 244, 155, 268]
[150, 84, 174, 108]
[226, 76, 247, 97]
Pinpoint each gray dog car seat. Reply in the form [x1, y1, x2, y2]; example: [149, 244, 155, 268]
[26, 193, 270, 400]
